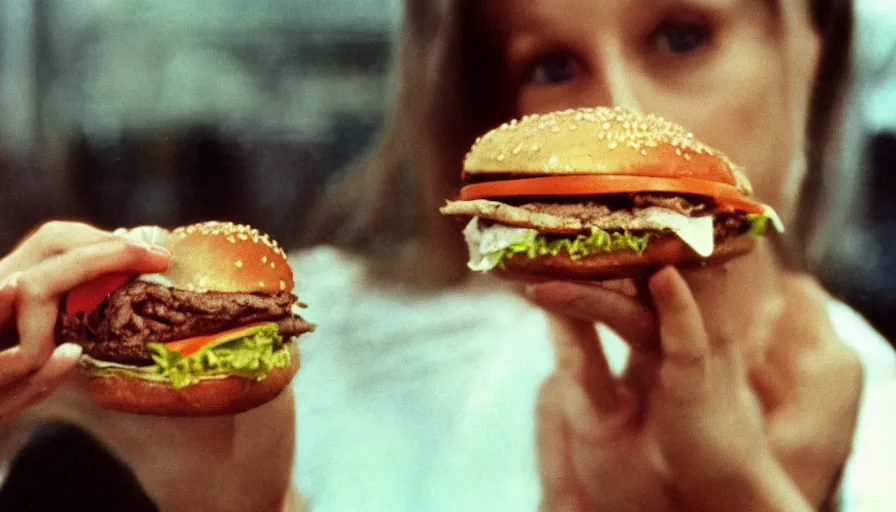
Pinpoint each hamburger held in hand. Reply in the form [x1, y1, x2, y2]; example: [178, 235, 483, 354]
[440, 107, 784, 281]
[57, 221, 315, 416]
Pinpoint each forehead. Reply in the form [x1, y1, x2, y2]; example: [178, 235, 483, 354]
[479, 0, 780, 29]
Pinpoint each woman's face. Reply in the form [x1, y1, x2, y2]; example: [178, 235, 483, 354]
[479, 0, 820, 215]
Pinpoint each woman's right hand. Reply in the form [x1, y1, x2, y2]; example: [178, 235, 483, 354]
[0, 221, 170, 419]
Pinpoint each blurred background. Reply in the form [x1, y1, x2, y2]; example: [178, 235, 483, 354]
[0, 0, 398, 250]
[0, 0, 894, 343]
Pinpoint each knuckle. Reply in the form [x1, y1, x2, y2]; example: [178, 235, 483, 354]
[663, 341, 707, 368]
[16, 272, 52, 303]
[34, 220, 73, 243]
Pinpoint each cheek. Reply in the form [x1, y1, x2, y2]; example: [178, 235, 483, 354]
[692, 90, 792, 208]
[658, 42, 794, 209]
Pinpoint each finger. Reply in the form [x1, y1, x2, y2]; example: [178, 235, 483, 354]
[528, 281, 659, 351]
[535, 375, 586, 512]
[0, 221, 116, 277]
[649, 267, 711, 402]
[16, 238, 169, 364]
[553, 373, 643, 510]
[548, 314, 621, 413]
[0, 343, 81, 419]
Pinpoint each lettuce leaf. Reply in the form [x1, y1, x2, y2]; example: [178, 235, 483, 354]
[494, 227, 651, 269]
[746, 213, 769, 238]
[146, 323, 291, 389]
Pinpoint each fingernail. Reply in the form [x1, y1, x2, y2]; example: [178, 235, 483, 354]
[147, 244, 170, 256]
[130, 241, 169, 256]
[56, 343, 83, 359]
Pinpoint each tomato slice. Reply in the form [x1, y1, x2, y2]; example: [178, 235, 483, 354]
[163, 322, 268, 356]
[458, 175, 765, 214]
[65, 272, 135, 315]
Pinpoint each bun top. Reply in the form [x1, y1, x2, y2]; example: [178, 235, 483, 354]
[463, 107, 753, 195]
[160, 221, 293, 294]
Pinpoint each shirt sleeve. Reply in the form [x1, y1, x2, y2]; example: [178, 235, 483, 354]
[827, 300, 896, 511]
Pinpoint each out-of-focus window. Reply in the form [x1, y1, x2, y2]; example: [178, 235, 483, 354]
[0, 0, 400, 252]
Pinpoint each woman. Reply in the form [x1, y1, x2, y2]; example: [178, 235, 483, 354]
[0, 0, 891, 511]
[291, 0, 894, 510]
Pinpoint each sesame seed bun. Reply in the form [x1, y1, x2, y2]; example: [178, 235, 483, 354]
[162, 221, 294, 294]
[463, 107, 754, 196]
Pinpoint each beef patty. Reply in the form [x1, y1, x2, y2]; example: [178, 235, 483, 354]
[57, 280, 314, 364]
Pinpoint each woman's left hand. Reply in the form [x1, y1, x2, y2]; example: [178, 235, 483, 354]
[529, 267, 817, 512]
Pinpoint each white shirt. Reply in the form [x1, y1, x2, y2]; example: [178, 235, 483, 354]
[290, 246, 896, 512]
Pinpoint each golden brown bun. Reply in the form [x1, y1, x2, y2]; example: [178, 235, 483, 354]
[463, 107, 754, 196]
[162, 221, 293, 294]
[499, 235, 756, 282]
[75, 343, 300, 417]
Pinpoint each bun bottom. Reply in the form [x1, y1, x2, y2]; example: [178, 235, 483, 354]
[499, 235, 756, 282]
[75, 343, 300, 417]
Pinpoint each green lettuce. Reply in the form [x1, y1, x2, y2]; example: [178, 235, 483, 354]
[146, 323, 291, 389]
[746, 213, 769, 238]
[494, 227, 651, 269]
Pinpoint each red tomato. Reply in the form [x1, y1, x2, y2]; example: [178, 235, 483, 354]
[65, 272, 135, 315]
[458, 175, 765, 214]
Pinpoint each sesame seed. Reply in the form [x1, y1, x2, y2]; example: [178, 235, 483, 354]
[235, 260, 243, 268]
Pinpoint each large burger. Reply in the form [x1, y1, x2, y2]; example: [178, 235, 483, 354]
[440, 107, 783, 281]
[56, 221, 315, 416]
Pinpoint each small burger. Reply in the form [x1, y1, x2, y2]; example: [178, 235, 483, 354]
[440, 107, 783, 281]
[57, 221, 315, 416]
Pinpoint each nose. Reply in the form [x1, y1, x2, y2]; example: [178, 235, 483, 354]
[580, 41, 642, 111]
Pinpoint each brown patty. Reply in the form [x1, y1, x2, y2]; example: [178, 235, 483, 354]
[58, 281, 314, 365]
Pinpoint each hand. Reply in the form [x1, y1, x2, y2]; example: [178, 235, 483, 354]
[529, 267, 817, 512]
[0, 221, 170, 418]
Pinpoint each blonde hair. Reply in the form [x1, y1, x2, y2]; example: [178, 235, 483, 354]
[301, 0, 855, 285]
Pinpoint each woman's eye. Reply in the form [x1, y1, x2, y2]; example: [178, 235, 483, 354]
[651, 21, 710, 55]
[522, 51, 579, 85]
